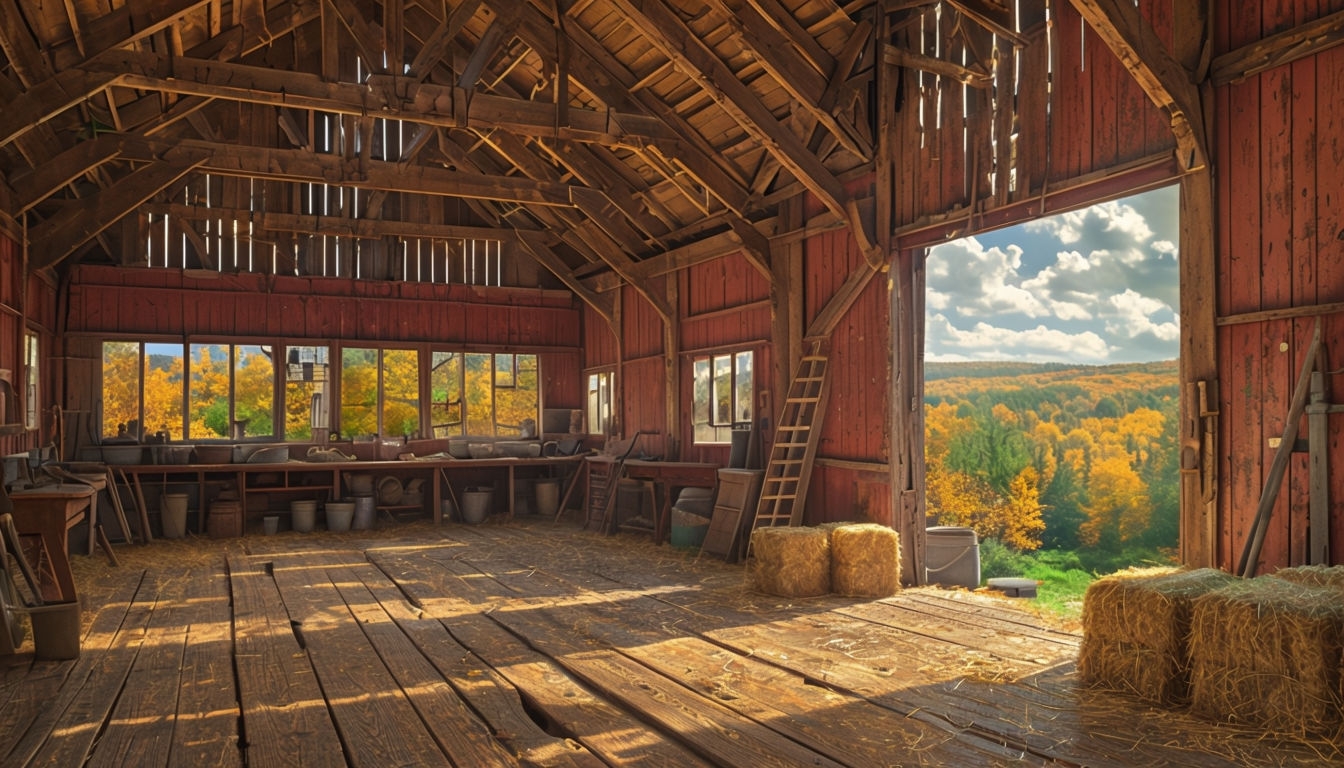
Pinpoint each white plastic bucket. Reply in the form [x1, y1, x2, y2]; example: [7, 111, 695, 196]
[534, 479, 560, 517]
[461, 488, 493, 524]
[291, 499, 317, 532]
[161, 493, 189, 538]
[925, 526, 981, 588]
[325, 502, 355, 532]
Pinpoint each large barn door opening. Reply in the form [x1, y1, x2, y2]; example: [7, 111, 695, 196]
[918, 185, 1181, 599]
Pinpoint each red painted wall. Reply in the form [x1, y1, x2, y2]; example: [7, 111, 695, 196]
[1213, 0, 1344, 572]
[0, 233, 59, 457]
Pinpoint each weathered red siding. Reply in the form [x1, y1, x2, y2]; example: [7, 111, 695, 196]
[1213, 0, 1344, 572]
[0, 233, 59, 457]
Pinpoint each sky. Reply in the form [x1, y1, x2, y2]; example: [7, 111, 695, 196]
[925, 184, 1180, 365]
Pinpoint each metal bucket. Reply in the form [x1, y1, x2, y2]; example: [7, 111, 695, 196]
[353, 495, 376, 530]
[925, 526, 980, 588]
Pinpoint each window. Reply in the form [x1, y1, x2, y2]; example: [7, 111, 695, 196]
[284, 345, 328, 440]
[24, 331, 38, 430]
[143, 343, 185, 440]
[586, 370, 612, 436]
[430, 352, 537, 437]
[692, 350, 753, 444]
[430, 351, 464, 437]
[101, 342, 141, 438]
[339, 347, 420, 438]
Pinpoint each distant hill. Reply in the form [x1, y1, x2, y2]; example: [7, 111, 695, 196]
[924, 359, 1180, 426]
[926, 359, 1178, 382]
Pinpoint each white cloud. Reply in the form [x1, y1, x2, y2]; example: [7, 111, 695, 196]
[925, 187, 1181, 363]
[1104, 289, 1180, 342]
[926, 313, 1112, 363]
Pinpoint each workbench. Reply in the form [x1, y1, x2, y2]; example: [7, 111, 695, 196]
[113, 455, 586, 532]
[8, 484, 97, 601]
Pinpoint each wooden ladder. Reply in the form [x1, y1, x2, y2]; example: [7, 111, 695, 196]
[750, 347, 830, 537]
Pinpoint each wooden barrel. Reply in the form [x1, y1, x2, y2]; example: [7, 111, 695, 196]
[208, 500, 243, 538]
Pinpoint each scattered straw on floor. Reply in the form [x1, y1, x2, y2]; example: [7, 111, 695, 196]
[1189, 577, 1344, 738]
[830, 524, 900, 598]
[750, 526, 830, 597]
[1078, 567, 1236, 705]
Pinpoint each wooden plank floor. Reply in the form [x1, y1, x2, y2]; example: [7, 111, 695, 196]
[3, 519, 1341, 767]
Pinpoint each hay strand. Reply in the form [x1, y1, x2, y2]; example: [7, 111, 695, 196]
[1189, 577, 1344, 737]
[1078, 567, 1236, 704]
[1269, 565, 1344, 591]
[830, 524, 901, 598]
[750, 527, 830, 597]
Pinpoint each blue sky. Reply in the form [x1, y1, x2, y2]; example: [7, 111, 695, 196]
[925, 184, 1180, 364]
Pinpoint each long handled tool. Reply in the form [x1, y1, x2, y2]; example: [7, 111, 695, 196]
[1238, 319, 1322, 577]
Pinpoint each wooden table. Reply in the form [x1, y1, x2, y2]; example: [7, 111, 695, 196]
[621, 460, 719, 544]
[115, 455, 587, 531]
[8, 484, 97, 602]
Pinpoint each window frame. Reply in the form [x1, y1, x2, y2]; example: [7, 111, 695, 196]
[585, 368, 614, 437]
[691, 348, 755, 445]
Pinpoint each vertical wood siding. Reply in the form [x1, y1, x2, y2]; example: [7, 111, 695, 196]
[0, 234, 58, 456]
[1214, 0, 1344, 572]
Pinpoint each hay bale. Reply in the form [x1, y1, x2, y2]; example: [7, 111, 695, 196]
[750, 527, 831, 597]
[1188, 577, 1344, 737]
[1269, 564, 1344, 591]
[830, 524, 901, 597]
[1078, 567, 1236, 704]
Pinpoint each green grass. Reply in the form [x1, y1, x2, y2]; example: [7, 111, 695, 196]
[977, 539, 1177, 621]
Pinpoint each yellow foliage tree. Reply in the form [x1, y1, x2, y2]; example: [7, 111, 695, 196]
[1082, 455, 1149, 547]
[999, 466, 1046, 550]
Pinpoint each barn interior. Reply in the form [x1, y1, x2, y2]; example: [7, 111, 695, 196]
[2, 0, 1344, 764]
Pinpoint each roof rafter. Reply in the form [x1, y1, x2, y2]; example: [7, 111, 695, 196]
[30, 149, 208, 269]
[0, 0, 320, 153]
[600, 0, 880, 263]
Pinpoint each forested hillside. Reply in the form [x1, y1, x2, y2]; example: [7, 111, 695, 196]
[925, 360, 1180, 559]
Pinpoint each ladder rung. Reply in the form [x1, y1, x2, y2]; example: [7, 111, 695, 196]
[777, 424, 811, 431]
[785, 396, 822, 404]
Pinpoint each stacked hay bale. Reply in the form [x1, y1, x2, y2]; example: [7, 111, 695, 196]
[750, 527, 831, 597]
[1078, 568, 1237, 704]
[1188, 577, 1344, 737]
[830, 523, 901, 598]
[1269, 564, 1344, 590]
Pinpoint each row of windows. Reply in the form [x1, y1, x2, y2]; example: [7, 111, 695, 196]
[101, 341, 755, 446]
[101, 342, 538, 442]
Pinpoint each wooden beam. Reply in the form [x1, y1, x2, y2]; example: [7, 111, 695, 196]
[0, 0, 56, 87]
[29, 151, 208, 269]
[701, 0, 871, 159]
[7, 133, 133, 215]
[944, 0, 1027, 47]
[138, 203, 517, 243]
[326, 0, 385, 73]
[407, 0, 482, 81]
[496, 0, 754, 215]
[459, 18, 508, 88]
[882, 44, 992, 88]
[1210, 8, 1344, 86]
[805, 260, 882, 341]
[1067, 0, 1208, 171]
[515, 230, 614, 325]
[601, 0, 878, 261]
[0, 0, 319, 150]
[79, 0, 213, 65]
[136, 56, 680, 146]
[193, 142, 577, 204]
[726, 217, 773, 279]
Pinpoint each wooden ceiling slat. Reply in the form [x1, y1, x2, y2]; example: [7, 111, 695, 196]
[602, 0, 876, 259]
